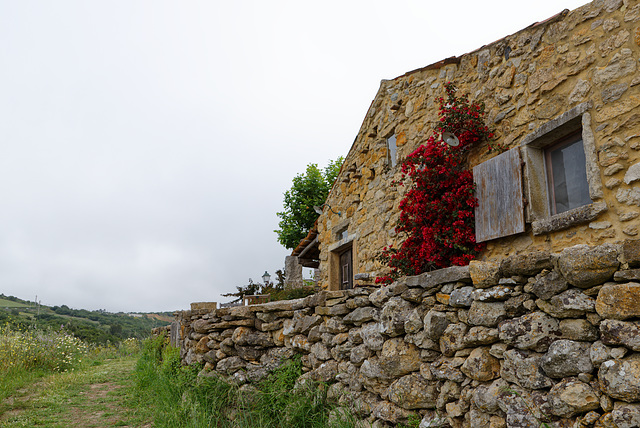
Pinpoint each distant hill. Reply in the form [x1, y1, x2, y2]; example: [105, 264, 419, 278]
[0, 297, 30, 308]
[0, 293, 173, 345]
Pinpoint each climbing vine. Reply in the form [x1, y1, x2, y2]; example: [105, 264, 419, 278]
[376, 82, 494, 285]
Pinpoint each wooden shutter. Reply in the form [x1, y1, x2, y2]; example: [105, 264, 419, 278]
[473, 148, 525, 242]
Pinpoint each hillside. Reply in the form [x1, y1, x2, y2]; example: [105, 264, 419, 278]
[0, 297, 29, 308]
[0, 293, 172, 345]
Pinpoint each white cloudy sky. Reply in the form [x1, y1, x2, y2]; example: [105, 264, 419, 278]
[0, 0, 589, 313]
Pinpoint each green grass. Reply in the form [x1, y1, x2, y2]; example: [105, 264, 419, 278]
[132, 334, 359, 428]
[0, 355, 148, 427]
[0, 330, 146, 428]
[1, 328, 365, 428]
[0, 300, 28, 308]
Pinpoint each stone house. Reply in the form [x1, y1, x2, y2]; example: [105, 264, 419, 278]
[174, 3, 640, 425]
[293, 0, 640, 291]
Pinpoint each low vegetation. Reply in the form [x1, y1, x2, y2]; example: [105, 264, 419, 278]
[0, 324, 144, 425]
[132, 333, 359, 428]
[0, 298, 431, 427]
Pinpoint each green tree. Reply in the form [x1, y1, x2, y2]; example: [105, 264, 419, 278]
[275, 157, 343, 249]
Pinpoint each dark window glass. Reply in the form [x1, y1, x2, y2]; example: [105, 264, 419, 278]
[545, 132, 591, 215]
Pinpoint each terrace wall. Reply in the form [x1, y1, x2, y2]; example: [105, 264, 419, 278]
[174, 242, 640, 427]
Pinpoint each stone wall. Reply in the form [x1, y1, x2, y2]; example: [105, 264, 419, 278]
[314, 0, 640, 290]
[175, 242, 640, 428]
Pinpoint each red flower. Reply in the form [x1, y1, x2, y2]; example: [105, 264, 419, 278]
[376, 82, 489, 284]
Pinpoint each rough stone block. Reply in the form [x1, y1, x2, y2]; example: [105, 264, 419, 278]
[622, 239, 640, 267]
[501, 349, 553, 389]
[500, 251, 552, 276]
[467, 301, 506, 327]
[595, 282, 640, 320]
[469, 261, 501, 288]
[190, 301, 218, 311]
[530, 269, 568, 300]
[547, 379, 600, 417]
[439, 323, 468, 357]
[386, 374, 438, 410]
[460, 347, 500, 381]
[557, 244, 619, 288]
[539, 339, 593, 378]
[600, 319, 640, 351]
[613, 402, 640, 428]
[499, 311, 561, 352]
[405, 266, 470, 289]
[535, 288, 596, 318]
[379, 338, 421, 377]
[449, 286, 474, 307]
[598, 354, 640, 402]
[614, 269, 640, 281]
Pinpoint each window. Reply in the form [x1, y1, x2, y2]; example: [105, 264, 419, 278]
[545, 130, 591, 215]
[474, 102, 606, 240]
[520, 102, 606, 235]
[387, 134, 397, 167]
[335, 226, 348, 241]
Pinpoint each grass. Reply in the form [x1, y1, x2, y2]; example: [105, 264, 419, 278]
[0, 300, 28, 309]
[1, 326, 370, 427]
[131, 334, 360, 428]
[0, 354, 147, 427]
[0, 325, 146, 427]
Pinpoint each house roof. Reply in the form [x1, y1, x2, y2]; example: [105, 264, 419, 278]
[291, 222, 320, 268]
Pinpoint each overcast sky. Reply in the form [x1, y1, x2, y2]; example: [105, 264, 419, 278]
[0, 0, 589, 313]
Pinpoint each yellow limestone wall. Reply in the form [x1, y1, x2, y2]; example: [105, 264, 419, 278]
[317, 0, 640, 290]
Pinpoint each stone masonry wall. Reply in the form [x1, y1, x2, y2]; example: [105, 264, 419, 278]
[315, 0, 640, 290]
[175, 242, 640, 428]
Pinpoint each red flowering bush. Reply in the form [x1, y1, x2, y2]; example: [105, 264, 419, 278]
[375, 83, 493, 285]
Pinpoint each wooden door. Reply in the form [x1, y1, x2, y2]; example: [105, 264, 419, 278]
[340, 248, 353, 290]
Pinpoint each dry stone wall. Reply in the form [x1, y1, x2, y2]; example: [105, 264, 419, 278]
[175, 242, 640, 428]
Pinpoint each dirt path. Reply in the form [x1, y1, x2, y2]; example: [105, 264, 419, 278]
[0, 356, 152, 428]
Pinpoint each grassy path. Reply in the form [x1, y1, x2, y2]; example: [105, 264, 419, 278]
[0, 356, 152, 428]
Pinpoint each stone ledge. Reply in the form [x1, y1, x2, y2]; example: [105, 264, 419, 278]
[405, 265, 471, 289]
[532, 201, 608, 235]
[190, 302, 218, 311]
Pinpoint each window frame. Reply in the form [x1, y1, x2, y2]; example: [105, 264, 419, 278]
[520, 102, 606, 235]
[328, 219, 357, 291]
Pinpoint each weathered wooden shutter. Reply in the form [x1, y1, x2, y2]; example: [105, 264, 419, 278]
[473, 148, 525, 242]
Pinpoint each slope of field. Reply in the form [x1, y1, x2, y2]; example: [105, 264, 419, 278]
[0, 298, 29, 308]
